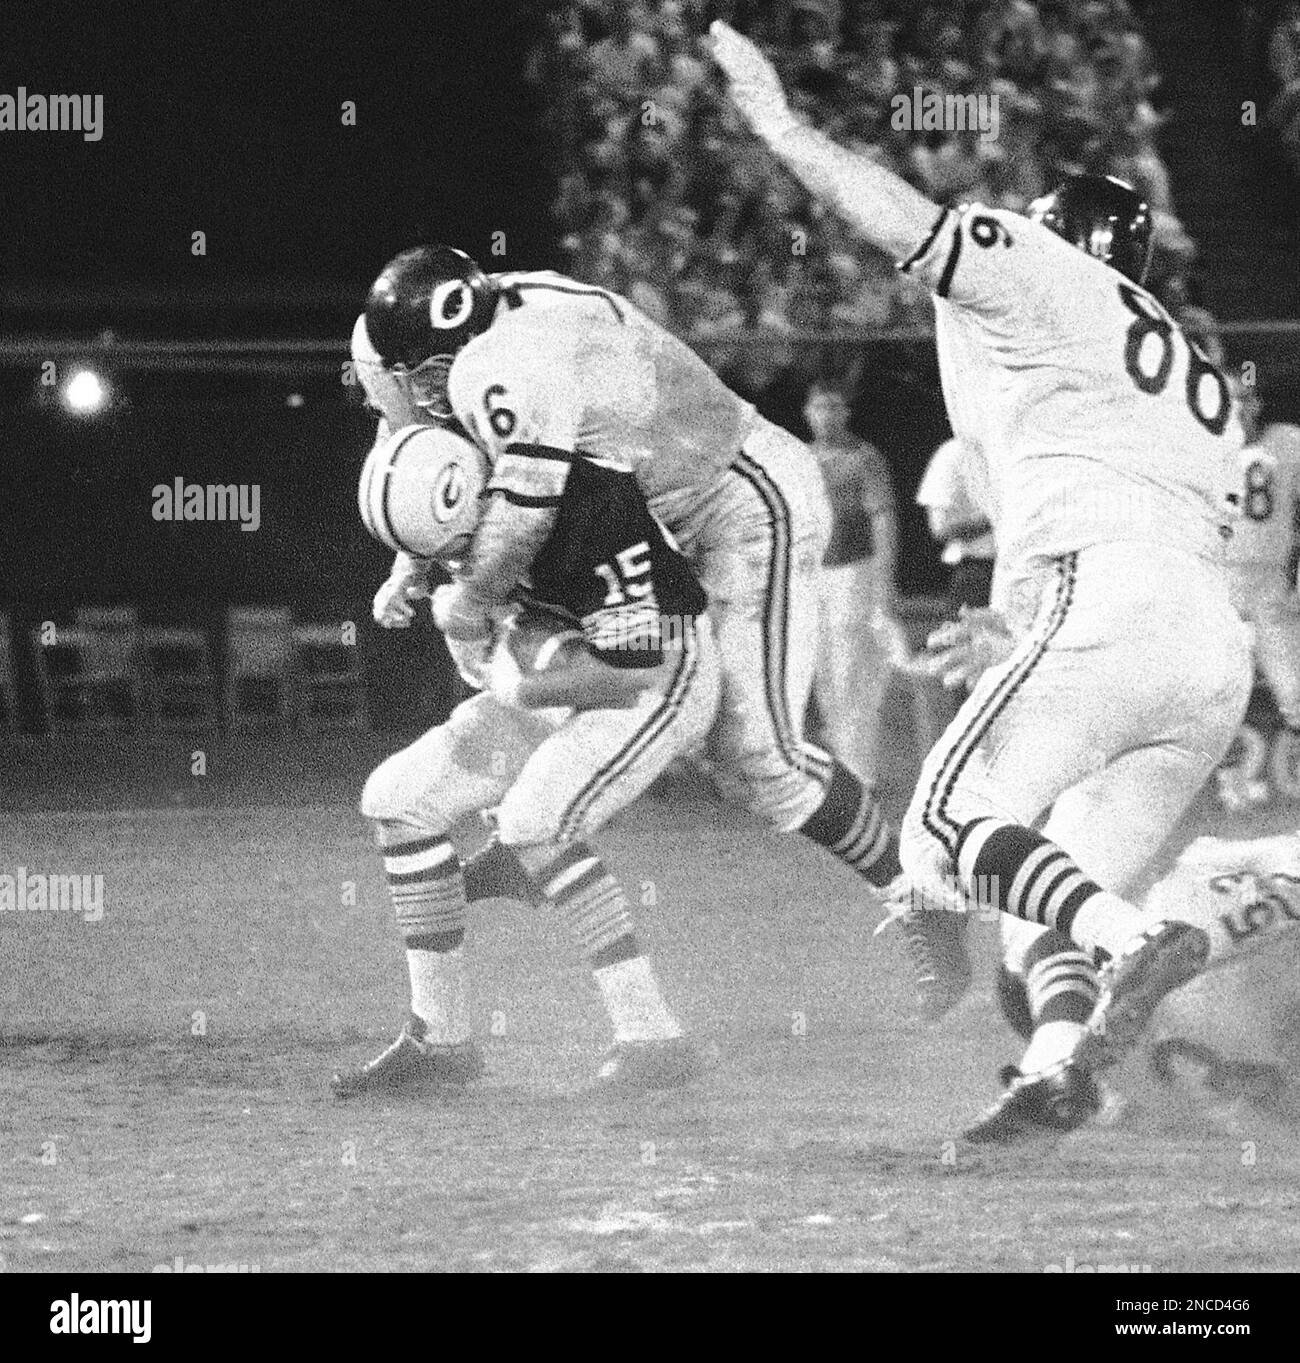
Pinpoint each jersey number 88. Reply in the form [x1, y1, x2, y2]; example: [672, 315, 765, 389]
[1118, 284, 1232, 437]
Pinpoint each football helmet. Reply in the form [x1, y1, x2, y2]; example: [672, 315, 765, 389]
[362, 245, 499, 420]
[358, 423, 488, 560]
[1028, 174, 1153, 285]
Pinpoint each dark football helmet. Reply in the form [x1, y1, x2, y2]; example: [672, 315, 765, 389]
[362, 245, 499, 419]
[1028, 174, 1153, 285]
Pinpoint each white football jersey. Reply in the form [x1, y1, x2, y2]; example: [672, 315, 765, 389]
[1224, 422, 1300, 613]
[899, 204, 1246, 572]
[446, 271, 757, 532]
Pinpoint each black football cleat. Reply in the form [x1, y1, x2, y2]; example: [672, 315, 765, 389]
[1081, 922, 1210, 1071]
[963, 1061, 1101, 1144]
[594, 1037, 707, 1093]
[330, 1014, 485, 1099]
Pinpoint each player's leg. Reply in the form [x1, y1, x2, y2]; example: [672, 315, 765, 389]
[1147, 919, 1300, 1121]
[490, 621, 722, 1087]
[1251, 590, 1300, 725]
[969, 744, 1218, 1139]
[702, 423, 900, 888]
[331, 693, 551, 1097]
[908, 552, 1249, 1060]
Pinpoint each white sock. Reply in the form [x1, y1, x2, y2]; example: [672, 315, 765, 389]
[593, 956, 681, 1043]
[1069, 891, 1145, 959]
[407, 946, 469, 1046]
[1019, 1019, 1086, 1077]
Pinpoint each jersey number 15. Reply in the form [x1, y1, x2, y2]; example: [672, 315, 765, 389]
[594, 542, 653, 606]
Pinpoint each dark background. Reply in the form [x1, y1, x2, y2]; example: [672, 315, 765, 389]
[0, 0, 555, 323]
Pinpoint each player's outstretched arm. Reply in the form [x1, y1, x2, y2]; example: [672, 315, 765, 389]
[709, 20, 940, 263]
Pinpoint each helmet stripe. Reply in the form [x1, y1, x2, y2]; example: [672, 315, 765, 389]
[378, 426, 427, 556]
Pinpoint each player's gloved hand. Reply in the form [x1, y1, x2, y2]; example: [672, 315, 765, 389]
[430, 583, 495, 689]
[924, 606, 1015, 690]
[709, 21, 801, 141]
[373, 553, 432, 629]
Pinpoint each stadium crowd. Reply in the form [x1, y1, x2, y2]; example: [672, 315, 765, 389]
[529, 0, 1198, 360]
[1254, 0, 1300, 173]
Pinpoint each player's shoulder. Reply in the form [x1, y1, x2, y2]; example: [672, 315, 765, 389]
[911, 200, 1103, 310]
[448, 310, 576, 408]
[494, 268, 631, 317]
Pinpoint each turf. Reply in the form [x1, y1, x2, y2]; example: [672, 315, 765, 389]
[2, 734, 1299, 1273]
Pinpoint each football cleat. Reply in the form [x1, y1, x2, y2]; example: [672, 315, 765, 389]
[1079, 921, 1210, 1071]
[330, 1014, 485, 1099]
[963, 1061, 1101, 1144]
[594, 1037, 707, 1093]
[882, 886, 973, 1022]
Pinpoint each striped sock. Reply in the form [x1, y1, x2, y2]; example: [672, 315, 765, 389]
[536, 841, 639, 968]
[534, 841, 680, 1042]
[799, 759, 900, 887]
[1017, 931, 1101, 1075]
[955, 818, 1140, 958]
[1025, 932, 1100, 1027]
[381, 832, 468, 1045]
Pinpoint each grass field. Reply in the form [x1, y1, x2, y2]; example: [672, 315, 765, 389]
[3, 732, 1300, 1274]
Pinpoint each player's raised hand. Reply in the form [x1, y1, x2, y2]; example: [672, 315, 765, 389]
[708, 21, 798, 140]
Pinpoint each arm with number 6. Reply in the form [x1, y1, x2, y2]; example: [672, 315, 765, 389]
[438, 339, 584, 632]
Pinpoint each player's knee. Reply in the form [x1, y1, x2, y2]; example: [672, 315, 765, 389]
[359, 751, 455, 831]
[359, 756, 408, 822]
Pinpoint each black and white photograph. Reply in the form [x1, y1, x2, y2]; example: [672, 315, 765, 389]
[2, 0, 1299, 1306]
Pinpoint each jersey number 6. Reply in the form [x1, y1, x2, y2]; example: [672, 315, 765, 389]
[483, 384, 517, 440]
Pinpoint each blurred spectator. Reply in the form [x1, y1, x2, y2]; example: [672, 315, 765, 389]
[528, 0, 1195, 342]
[1263, 1, 1300, 174]
[805, 379, 899, 781]
[529, 5, 1224, 408]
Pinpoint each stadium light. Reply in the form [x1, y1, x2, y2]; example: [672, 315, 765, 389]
[63, 368, 108, 414]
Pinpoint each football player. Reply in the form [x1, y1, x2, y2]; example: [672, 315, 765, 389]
[804, 379, 901, 784]
[931, 603, 1300, 1126]
[331, 424, 721, 1096]
[1225, 381, 1300, 726]
[349, 245, 902, 913]
[713, 20, 1253, 1141]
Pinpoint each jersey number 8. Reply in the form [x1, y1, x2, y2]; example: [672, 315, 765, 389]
[1243, 459, 1274, 523]
[1118, 284, 1231, 436]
